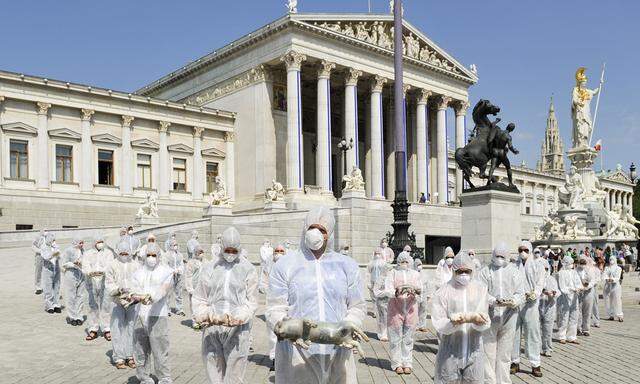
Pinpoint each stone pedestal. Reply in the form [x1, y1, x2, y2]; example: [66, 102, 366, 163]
[202, 205, 232, 217]
[340, 190, 367, 208]
[134, 216, 160, 226]
[264, 200, 287, 212]
[460, 189, 523, 263]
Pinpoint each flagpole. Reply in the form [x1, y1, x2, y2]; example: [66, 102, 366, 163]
[589, 63, 605, 146]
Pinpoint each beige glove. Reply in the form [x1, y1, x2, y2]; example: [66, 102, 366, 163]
[450, 313, 465, 325]
[470, 312, 489, 325]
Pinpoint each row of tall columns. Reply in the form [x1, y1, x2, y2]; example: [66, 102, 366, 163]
[80, 109, 95, 192]
[36, 102, 51, 190]
[158, 121, 170, 198]
[192, 127, 204, 200]
[454, 103, 468, 197]
[121, 115, 134, 195]
[280, 51, 467, 203]
[605, 189, 633, 211]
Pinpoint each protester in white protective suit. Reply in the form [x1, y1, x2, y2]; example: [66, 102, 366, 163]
[185, 245, 205, 329]
[192, 226, 258, 384]
[433, 252, 491, 383]
[554, 255, 583, 344]
[210, 233, 223, 262]
[413, 258, 428, 332]
[590, 259, 602, 328]
[367, 248, 392, 340]
[259, 240, 274, 293]
[83, 236, 115, 341]
[186, 230, 200, 260]
[139, 233, 161, 260]
[106, 241, 141, 369]
[41, 232, 62, 313]
[397, 245, 411, 262]
[266, 206, 366, 384]
[164, 232, 177, 253]
[62, 237, 86, 326]
[384, 252, 423, 375]
[479, 242, 524, 384]
[510, 241, 545, 377]
[130, 242, 174, 384]
[538, 263, 558, 357]
[123, 225, 141, 258]
[435, 246, 456, 288]
[32, 229, 47, 294]
[163, 239, 185, 316]
[467, 249, 482, 272]
[380, 238, 395, 263]
[576, 256, 597, 336]
[266, 244, 286, 370]
[603, 255, 623, 322]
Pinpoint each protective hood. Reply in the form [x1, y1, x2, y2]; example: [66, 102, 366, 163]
[397, 252, 412, 265]
[492, 241, 510, 266]
[562, 255, 574, 266]
[299, 206, 335, 255]
[116, 241, 131, 255]
[45, 233, 56, 245]
[444, 246, 454, 258]
[452, 251, 476, 273]
[191, 230, 199, 239]
[71, 237, 83, 248]
[222, 227, 241, 251]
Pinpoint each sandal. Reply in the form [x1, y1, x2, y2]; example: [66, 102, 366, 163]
[403, 367, 412, 374]
[85, 331, 98, 341]
[395, 367, 404, 375]
[115, 361, 127, 369]
[103, 331, 112, 341]
[126, 358, 136, 369]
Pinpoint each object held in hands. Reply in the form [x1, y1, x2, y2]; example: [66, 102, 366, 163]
[395, 284, 420, 298]
[274, 318, 370, 356]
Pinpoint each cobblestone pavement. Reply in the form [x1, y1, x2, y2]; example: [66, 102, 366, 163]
[2, 246, 639, 383]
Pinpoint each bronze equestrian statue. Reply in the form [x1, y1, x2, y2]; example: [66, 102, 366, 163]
[455, 99, 519, 192]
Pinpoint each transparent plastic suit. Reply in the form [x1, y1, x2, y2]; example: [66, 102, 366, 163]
[554, 256, 582, 342]
[61, 238, 86, 321]
[259, 240, 274, 293]
[266, 246, 285, 360]
[131, 243, 174, 384]
[32, 230, 45, 292]
[185, 245, 205, 323]
[163, 241, 185, 314]
[164, 232, 177, 253]
[511, 241, 545, 368]
[603, 256, 623, 320]
[380, 240, 395, 264]
[192, 227, 258, 384]
[367, 248, 391, 340]
[478, 243, 524, 384]
[590, 265, 602, 327]
[538, 267, 558, 354]
[265, 207, 365, 384]
[384, 252, 423, 370]
[576, 256, 597, 333]
[186, 230, 200, 260]
[106, 241, 141, 364]
[83, 236, 115, 333]
[435, 246, 455, 288]
[40, 233, 62, 311]
[432, 253, 490, 383]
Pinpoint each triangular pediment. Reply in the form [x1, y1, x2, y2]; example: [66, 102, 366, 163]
[131, 138, 159, 150]
[167, 143, 194, 154]
[1, 121, 38, 136]
[91, 133, 122, 146]
[201, 147, 226, 158]
[295, 15, 477, 82]
[48, 128, 81, 141]
[602, 169, 632, 184]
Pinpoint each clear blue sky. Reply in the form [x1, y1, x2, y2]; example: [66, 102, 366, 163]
[1, 0, 637, 172]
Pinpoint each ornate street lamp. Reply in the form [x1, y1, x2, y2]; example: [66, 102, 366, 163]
[386, 0, 422, 261]
[338, 138, 353, 178]
[630, 162, 637, 182]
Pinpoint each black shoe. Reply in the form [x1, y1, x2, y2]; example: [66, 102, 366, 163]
[269, 359, 275, 372]
[77, 320, 84, 326]
[46, 309, 55, 314]
[35, 289, 43, 295]
[54, 307, 62, 313]
[532, 366, 543, 378]
[510, 363, 519, 374]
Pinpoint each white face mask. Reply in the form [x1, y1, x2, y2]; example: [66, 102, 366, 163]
[118, 254, 129, 262]
[305, 228, 325, 251]
[445, 258, 454, 266]
[381, 242, 388, 248]
[96, 243, 105, 250]
[455, 274, 472, 286]
[493, 257, 506, 267]
[146, 257, 158, 268]
[519, 251, 529, 260]
[398, 263, 409, 270]
[52, 241, 57, 247]
[609, 259, 616, 265]
[128, 230, 133, 235]
[223, 252, 238, 263]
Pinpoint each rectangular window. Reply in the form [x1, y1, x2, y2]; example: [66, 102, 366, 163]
[98, 149, 114, 185]
[9, 140, 28, 179]
[172, 158, 186, 191]
[137, 154, 152, 188]
[55, 144, 73, 182]
[206, 162, 219, 193]
[16, 224, 34, 230]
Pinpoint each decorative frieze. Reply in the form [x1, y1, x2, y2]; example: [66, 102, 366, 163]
[184, 65, 270, 106]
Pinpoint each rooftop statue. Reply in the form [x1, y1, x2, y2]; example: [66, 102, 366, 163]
[454, 99, 519, 192]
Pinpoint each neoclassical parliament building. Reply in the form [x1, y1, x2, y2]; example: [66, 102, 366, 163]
[0, 11, 634, 262]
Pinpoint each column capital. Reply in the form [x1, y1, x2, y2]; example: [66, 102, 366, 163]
[436, 95, 452, 110]
[454, 100, 470, 116]
[36, 102, 52, 115]
[317, 60, 336, 79]
[158, 121, 171, 133]
[402, 84, 412, 97]
[224, 131, 235, 142]
[417, 89, 432, 105]
[370, 75, 387, 93]
[193, 126, 205, 138]
[122, 115, 135, 128]
[0, 95, 5, 104]
[345, 68, 363, 86]
[281, 51, 307, 71]
[80, 109, 95, 121]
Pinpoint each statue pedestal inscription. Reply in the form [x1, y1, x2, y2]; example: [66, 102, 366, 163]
[460, 189, 523, 263]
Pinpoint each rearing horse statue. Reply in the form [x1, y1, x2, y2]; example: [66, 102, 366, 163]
[454, 99, 500, 188]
